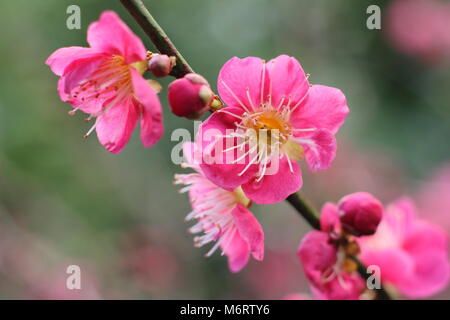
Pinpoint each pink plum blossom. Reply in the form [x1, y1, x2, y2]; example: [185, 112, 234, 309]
[359, 198, 450, 298]
[297, 230, 365, 300]
[386, 0, 450, 64]
[297, 201, 366, 300]
[198, 55, 349, 204]
[46, 11, 163, 153]
[174, 142, 264, 272]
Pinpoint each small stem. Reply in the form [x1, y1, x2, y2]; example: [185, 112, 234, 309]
[286, 193, 320, 230]
[287, 192, 392, 300]
[120, 0, 194, 78]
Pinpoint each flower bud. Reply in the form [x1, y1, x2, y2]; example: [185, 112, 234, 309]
[147, 54, 175, 78]
[338, 192, 383, 236]
[168, 73, 214, 119]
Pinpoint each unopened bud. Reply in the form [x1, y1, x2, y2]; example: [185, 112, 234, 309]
[338, 192, 383, 236]
[147, 54, 176, 78]
[168, 73, 214, 119]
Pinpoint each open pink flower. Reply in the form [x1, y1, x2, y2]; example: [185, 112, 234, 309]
[297, 202, 365, 300]
[174, 142, 264, 272]
[46, 11, 163, 153]
[198, 55, 349, 204]
[297, 230, 365, 300]
[359, 198, 450, 298]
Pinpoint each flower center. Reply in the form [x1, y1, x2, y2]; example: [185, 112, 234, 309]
[72, 55, 149, 138]
[244, 109, 292, 144]
[240, 108, 292, 153]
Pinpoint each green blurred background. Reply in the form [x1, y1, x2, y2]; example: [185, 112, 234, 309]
[0, 0, 449, 299]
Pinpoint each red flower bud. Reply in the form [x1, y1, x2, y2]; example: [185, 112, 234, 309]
[168, 73, 214, 119]
[338, 192, 383, 236]
[147, 54, 175, 78]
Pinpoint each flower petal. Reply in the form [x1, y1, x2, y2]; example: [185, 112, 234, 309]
[87, 11, 146, 64]
[241, 157, 302, 204]
[57, 56, 109, 114]
[294, 129, 336, 172]
[384, 198, 417, 238]
[397, 250, 450, 298]
[217, 57, 268, 111]
[360, 248, 414, 287]
[297, 230, 337, 286]
[231, 203, 264, 261]
[266, 55, 310, 109]
[95, 98, 139, 153]
[225, 232, 251, 273]
[320, 202, 341, 233]
[59, 55, 106, 95]
[404, 221, 448, 254]
[46, 46, 101, 76]
[198, 107, 258, 190]
[130, 69, 163, 148]
[291, 85, 349, 134]
[320, 273, 365, 300]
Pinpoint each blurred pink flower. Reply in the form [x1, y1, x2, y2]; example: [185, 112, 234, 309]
[386, 0, 450, 63]
[297, 230, 365, 300]
[297, 199, 369, 300]
[359, 198, 450, 298]
[46, 11, 163, 153]
[175, 142, 264, 272]
[198, 55, 349, 204]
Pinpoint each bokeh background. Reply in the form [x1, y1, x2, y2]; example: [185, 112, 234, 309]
[0, 0, 449, 299]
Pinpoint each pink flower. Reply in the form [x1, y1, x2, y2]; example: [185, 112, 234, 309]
[198, 55, 349, 204]
[359, 198, 450, 298]
[386, 0, 450, 64]
[45, 11, 163, 153]
[174, 142, 264, 272]
[297, 201, 366, 300]
[297, 230, 365, 300]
